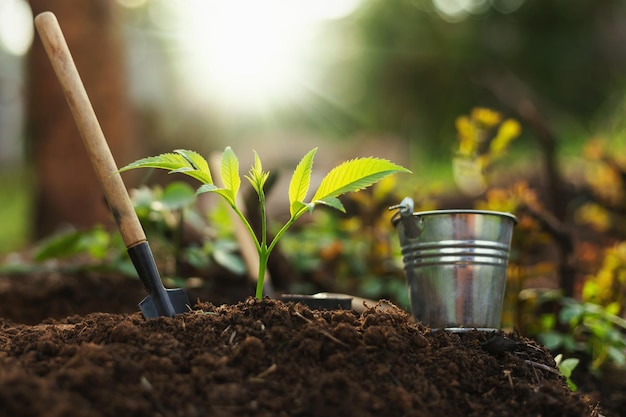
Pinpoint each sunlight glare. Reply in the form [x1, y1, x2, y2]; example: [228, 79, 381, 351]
[0, 0, 33, 56]
[432, 0, 524, 21]
[300, 0, 363, 20]
[117, 0, 148, 9]
[178, 0, 361, 112]
[116, 0, 149, 8]
[432, 0, 491, 22]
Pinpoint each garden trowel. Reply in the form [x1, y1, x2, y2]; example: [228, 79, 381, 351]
[34, 11, 189, 318]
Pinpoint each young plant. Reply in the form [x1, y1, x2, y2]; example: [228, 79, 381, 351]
[119, 147, 410, 299]
[554, 354, 580, 391]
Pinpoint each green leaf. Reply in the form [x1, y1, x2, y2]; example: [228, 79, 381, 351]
[245, 151, 270, 196]
[289, 148, 317, 217]
[313, 196, 345, 212]
[560, 303, 583, 325]
[117, 151, 213, 184]
[118, 153, 188, 173]
[312, 157, 411, 202]
[213, 246, 247, 275]
[220, 147, 240, 202]
[215, 188, 237, 204]
[608, 346, 626, 367]
[289, 200, 310, 217]
[196, 183, 219, 195]
[174, 149, 213, 184]
[555, 354, 579, 391]
[196, 184, 235, 205]
[556, 356, 580, 378]
[538, 331, 563, 350]
[160, 182, 196, 210]
[34, 227, 111, 261]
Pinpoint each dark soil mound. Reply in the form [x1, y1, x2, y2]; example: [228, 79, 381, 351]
[0, 270, 250, 325]
[0, 298, 596, 417]
[0, 272, 146, 324]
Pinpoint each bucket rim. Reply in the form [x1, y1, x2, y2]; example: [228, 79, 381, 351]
[392, 209, 517, 225]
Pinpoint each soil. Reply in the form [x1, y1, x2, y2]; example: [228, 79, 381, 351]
[0, 271, 612, 417]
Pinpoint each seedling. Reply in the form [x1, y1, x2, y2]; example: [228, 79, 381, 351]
[119, 147, 410, 299]
[555, 354, 580, 391]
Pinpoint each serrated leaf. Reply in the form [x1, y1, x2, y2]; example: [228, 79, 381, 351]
[118, 151, 214, 184]
[313, 196, 345, 212]
[196, 183, 236, 204]
[118, 153, 188, 173]
[174, 149, 213, 183]
[167, 167, 211, 185]
[220, 147, 240, 200]
[288, 148, 317, 217]
[312, 157, 410, 202]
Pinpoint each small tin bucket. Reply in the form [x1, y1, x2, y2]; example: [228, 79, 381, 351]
[391, 198, 516, 331]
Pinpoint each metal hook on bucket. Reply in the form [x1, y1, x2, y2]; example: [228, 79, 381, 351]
[389, 197, 422, 239]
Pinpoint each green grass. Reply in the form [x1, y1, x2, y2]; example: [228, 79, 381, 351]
[0, 170, 32, 255]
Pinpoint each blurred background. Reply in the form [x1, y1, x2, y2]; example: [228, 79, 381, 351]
[2, 0, 626, 253]
[6, 2, 626, 404]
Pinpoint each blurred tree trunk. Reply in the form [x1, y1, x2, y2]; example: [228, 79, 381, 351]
[28, 0, 139, 238]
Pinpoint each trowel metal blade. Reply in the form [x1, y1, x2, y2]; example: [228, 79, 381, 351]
[139, 288, 190, 319]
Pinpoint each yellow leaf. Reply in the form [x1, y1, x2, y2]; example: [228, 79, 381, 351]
[490, 119, 521, 155]
[456, 116, 477, 156]
[471, 107, 501, 128]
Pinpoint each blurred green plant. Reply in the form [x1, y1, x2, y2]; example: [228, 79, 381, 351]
[27, 226, 134, 276]
[532, 292, 626, 376]
[131, 182, 246, 278]
[119, 147, 410, 299]
[0, 171, 32, 254]
[19, 181, 245, 282]
[34, 226, 113, 261]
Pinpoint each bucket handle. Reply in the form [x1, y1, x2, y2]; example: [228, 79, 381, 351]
[389, 197, 422, 239]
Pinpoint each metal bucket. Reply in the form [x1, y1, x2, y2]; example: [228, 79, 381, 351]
[391, 198, 516, 331]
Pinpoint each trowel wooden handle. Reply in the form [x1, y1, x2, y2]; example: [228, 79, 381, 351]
[34, 11, 145, 248]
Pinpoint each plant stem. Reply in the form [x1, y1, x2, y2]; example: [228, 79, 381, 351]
[256, 186, 268, 299]
[228, 202, 268, 299]
[252, 209, 306, 298]
[256, 250, 269, 299]
[254, 208, 305, 299]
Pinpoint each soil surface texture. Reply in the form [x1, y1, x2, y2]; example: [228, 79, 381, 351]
[0, 296, 599, 417]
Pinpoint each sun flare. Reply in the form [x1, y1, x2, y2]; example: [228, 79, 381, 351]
[0, 0, 34, 56]
[173, 0, 361, 112]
